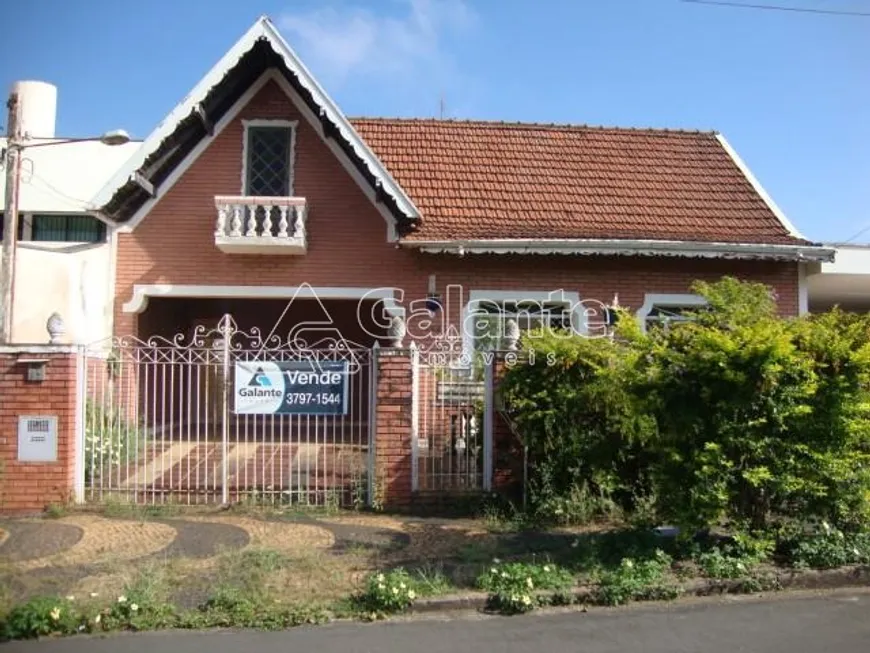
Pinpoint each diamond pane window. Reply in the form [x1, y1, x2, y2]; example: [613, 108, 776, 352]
[245, 126, 293, 196]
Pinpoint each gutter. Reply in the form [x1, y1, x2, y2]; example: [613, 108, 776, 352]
[400, 238, 837, 263]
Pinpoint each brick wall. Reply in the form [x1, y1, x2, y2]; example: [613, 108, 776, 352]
[0, 349, 79, 514]
[113, 78, 801, 341]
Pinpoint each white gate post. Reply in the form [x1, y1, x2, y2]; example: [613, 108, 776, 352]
[410, 342, 420, 492]
[367, 342, 379, 507]
[219, 314, 232, 505]
[483, 356, 494, 491]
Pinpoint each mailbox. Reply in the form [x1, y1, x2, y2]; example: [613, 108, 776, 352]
[18, 416, 58, 462]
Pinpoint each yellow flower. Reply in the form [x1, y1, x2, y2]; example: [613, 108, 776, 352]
[65, 595, 75, 601]
[117, 596, 127, 604]
[408, 590, 416, 600]
[376, 573, 385, 582]
[391, 587, 399, 595]
[526, 577, 534, 589]
[522, 595, 532, 606]
[543, 565, 551, 573]
[399, 582, 406, 590]
[50, 607, 61, 621]
[130, 603, 139, 612]
[94, 614, 101, 624]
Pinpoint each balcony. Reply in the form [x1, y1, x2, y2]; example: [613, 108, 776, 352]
[214, 196, 307, 255]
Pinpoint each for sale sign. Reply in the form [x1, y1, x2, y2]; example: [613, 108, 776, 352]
[234, 360, 349, 415]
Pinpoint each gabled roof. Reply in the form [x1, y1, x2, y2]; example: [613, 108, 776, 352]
[352, 118, 812, 248]
[91, 16, 420, 230]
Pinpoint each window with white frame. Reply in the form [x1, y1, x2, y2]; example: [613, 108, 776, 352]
[466, 292, 579, 352]
[243, 121, 296, 197]
[636, 293, 707, 332]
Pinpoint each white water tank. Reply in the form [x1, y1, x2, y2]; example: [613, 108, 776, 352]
[10, 80, 57, 139]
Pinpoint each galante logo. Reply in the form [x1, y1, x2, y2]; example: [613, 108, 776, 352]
[239, 367, 283, 399]
[248, 367, 273, 388]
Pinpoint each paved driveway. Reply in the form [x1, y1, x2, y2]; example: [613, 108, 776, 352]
[6, 589, 870, 653]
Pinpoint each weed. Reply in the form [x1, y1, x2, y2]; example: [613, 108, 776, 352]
[409, 563, 455, 596]
[44, 503, 68, 519]
[593, 550, 682, 606]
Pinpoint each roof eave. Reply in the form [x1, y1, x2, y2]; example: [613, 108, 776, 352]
[401, 238, 836, 263]
[90, 16, 421, 226]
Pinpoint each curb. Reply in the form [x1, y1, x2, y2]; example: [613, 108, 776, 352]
[410, 565, 870, 614]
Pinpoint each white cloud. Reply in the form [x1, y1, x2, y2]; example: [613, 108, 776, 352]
[278, 0, 475, 97]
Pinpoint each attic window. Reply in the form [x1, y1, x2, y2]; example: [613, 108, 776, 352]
[242, 120, 297, 196]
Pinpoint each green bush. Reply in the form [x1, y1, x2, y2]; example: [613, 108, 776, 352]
[499, 327, 657, 523]
[502, 277, 870, 534]
[477, 561, 574, 614]
[645, 281, 870, 531]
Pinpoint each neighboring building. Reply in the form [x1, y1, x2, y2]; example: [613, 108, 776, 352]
[0, 82, 139, 343]
[807, 245, 870, 313]
[2, 16, 847, 349]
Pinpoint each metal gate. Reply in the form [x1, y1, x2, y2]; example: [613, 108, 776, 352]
[81, 314, 375, 507]
[412, 346, 493, 493]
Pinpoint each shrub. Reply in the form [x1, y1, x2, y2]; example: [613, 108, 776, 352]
[477, 561, 574, 614]
[500, 327, 657, 523]
[642, 279, 870, 532]
[593, 550, 681, 606]
[779, 522, 870, 569]
[1, 597, 80, 639]
[356, 569, 418, 616]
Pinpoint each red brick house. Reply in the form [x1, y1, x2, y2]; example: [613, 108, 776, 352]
[28, 15, 831, 509]
[90, 16, 831, 349]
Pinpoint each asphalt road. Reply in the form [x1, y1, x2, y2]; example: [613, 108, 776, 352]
[6, 590, 870, 653]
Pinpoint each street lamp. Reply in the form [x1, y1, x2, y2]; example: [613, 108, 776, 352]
[0, 91, 131, 343]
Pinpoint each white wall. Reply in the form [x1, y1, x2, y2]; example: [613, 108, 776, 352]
[1, 242, 112, 344]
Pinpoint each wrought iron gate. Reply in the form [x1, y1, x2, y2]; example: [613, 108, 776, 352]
[81, 315, 374, 507]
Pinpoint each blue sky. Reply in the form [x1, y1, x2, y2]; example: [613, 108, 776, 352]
[1, 0, 867, 243]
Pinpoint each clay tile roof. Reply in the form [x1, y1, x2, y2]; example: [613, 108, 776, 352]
[350, 118, 808, 245]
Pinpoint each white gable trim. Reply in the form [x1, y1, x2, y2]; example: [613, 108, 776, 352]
[115, 70, 399, 236]
[116, 72, 271, 233]
[240, 119, 298, 195]
[95, 16, 419, 231]
[715, 133, 805, 241]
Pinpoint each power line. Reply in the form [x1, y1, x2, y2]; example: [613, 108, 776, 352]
[681, 0, 870, 17]
[840, 223, 870, 245]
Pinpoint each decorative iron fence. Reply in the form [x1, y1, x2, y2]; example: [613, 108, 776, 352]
[81, 314, 374, 507]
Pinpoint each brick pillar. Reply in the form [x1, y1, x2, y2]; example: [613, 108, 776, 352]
[0, 348, 79, 514]
[492, 356, 524, 498]
[374, 348, 413, 510]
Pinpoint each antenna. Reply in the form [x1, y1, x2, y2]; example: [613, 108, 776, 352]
[439, 93, 445, 120]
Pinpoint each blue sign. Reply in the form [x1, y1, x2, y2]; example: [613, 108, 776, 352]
[234, 360, 349, 415]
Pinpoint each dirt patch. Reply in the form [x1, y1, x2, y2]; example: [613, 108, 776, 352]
[0, 520, 83, 562]
[17, 516, 177, 570]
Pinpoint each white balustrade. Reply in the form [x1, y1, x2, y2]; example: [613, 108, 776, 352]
[214, 196, 308, 254]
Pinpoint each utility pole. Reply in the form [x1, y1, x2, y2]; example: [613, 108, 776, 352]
[0, 91, 20, 344]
